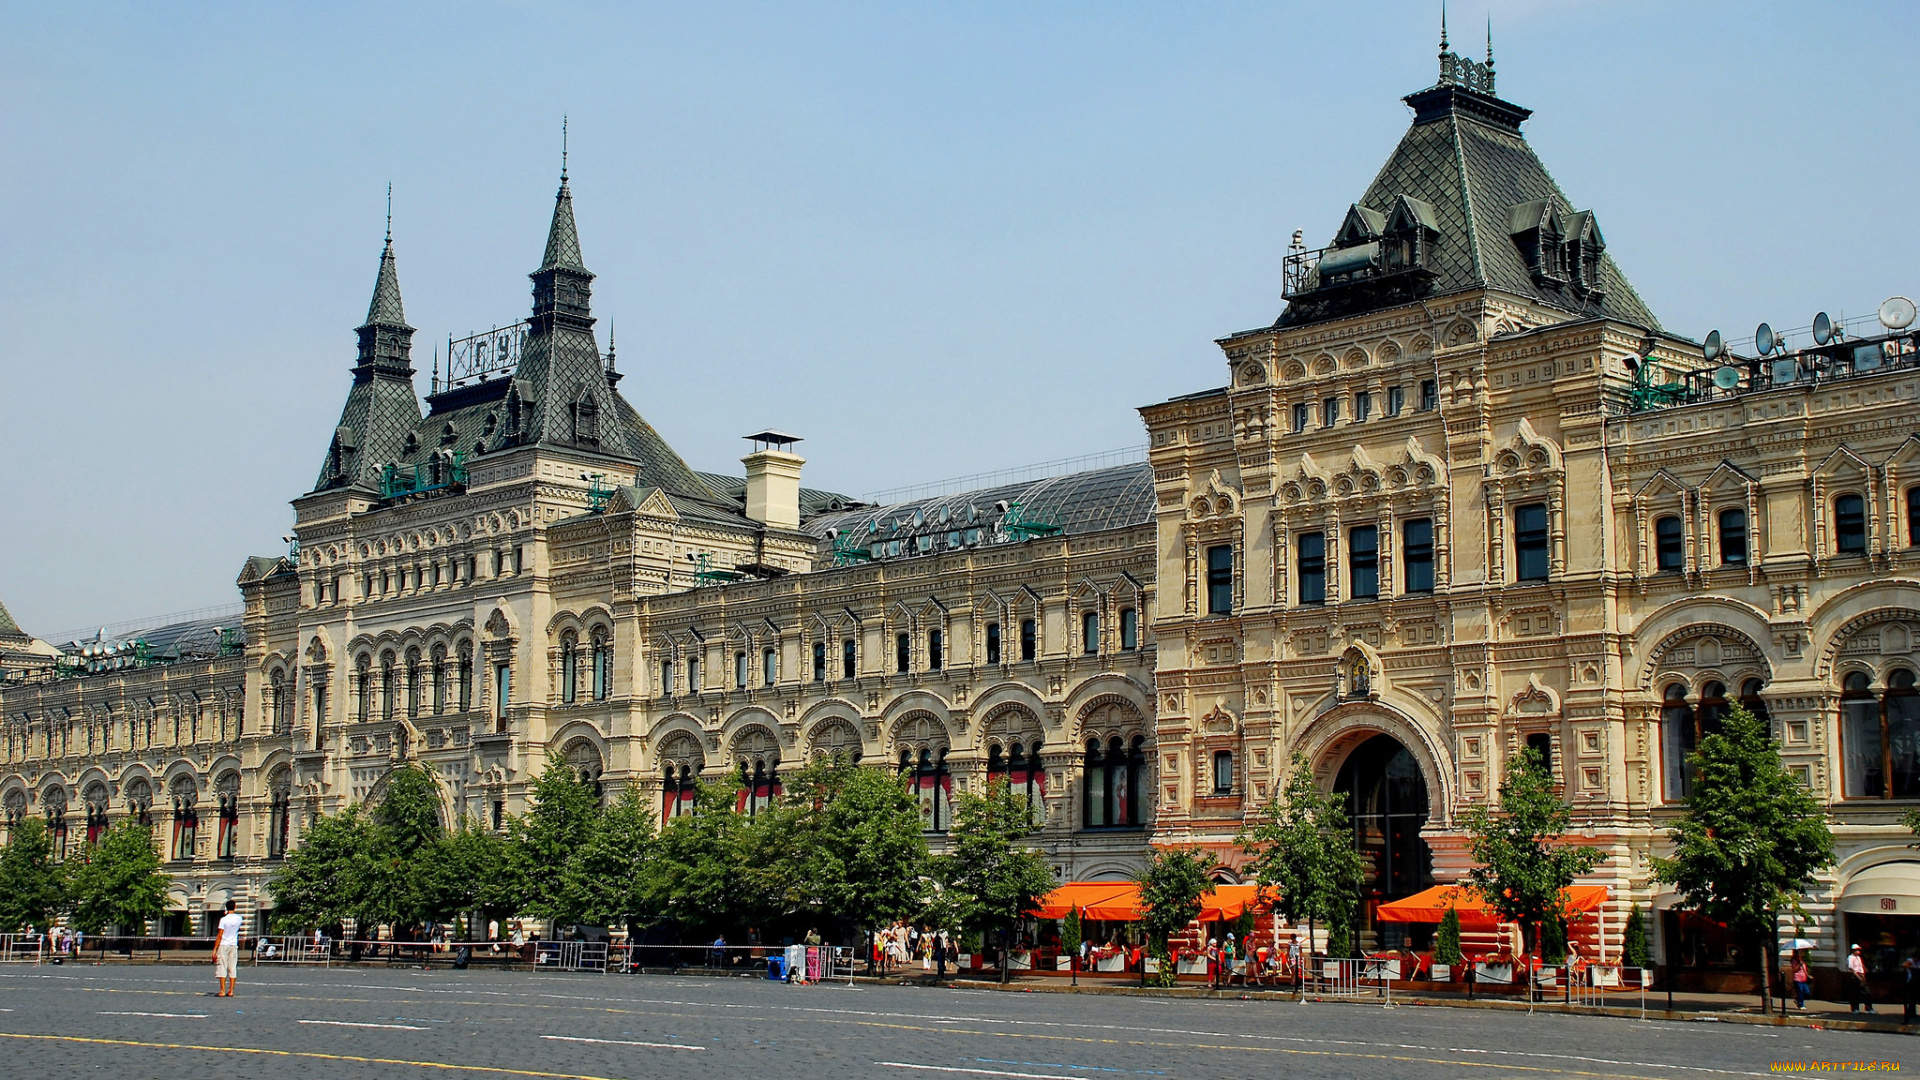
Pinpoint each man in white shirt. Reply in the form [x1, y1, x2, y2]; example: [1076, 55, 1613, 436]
[214, 900, 244, 997]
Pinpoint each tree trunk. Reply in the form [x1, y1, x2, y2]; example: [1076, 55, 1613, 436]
[1760, 922, 1776, 1016]
[1000, 925, 1010, 985]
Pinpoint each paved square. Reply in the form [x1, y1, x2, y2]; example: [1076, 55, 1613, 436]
[0, 964, 1905, 1079]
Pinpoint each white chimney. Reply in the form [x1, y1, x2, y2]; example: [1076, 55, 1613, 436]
[741, 430, 804, 530]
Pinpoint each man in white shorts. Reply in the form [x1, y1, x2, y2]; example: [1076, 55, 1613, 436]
[214, 900, 243, 997]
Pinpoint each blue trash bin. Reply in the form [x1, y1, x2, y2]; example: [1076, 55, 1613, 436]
[767, 955, 788, 981]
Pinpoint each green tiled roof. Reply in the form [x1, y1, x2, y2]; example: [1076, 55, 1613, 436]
[1279, 77, 1659, 330]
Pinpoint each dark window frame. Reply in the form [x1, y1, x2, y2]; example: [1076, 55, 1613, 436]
[1654, 514, 1684, 573]
[1349, 524, 1379, 600]
[1206, 544, 1234, 615]
[1718, 507, 1748, 565]
[1402, 518, 1434, 592]
[1297, 531, 1326, 605]
[1514, 502, 1550, 581]
[1835, 493, 1868, 554]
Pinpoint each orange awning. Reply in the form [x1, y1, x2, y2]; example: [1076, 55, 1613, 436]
[1375, 884, 1609, 926]
[1033, 882, 1275, 923]
[1032, 883, 1138, 920]
[1198, 884, 1276, 922]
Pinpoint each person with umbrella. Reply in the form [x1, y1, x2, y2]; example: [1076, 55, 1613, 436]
[1787, 938, 1814, 1010]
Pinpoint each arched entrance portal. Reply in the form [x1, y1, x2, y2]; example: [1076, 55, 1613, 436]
[1334, 733, 1433, 948]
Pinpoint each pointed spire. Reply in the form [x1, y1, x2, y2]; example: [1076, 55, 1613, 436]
[540, 118, 585, 272]
[364, 196, 409, 329]
[1485, 16, 1496, 90]
[1439, 1, 1448, 53]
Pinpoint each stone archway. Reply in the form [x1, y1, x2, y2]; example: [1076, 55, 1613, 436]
[1330, 733, 1434, 906]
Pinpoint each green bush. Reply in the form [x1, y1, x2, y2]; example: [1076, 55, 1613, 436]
[1433, 907, 1464, 967]
[1622, 904, 1650, 969]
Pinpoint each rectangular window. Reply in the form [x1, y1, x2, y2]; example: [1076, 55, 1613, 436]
[1835, 494, 1867, 554]
[1298, 531, 1326, 605]
[1212, 750, 1234, 795]
[1514, 503, 1550, 581]
[928, 629, 943, 671]
[687, 656, 700, 693]
[762, 648, 777, 686]
[1909, 487, 1920, 548]
[1020, 618, 1037, 662]
[494, 664, 510, 727]
[1291, 403, 1309, 433]
[661, 660, 675, 698]
[842, 639, 856, 679]
[1349, 524, 1379, 599]
[735, 651, 749, 688]
[1718, 508, 1748, 565]
[1386, 386, 1404, 416]
[1082, 611, 1099, 655]
[812, 641, 826, 682]
[1419, 379, 1438, 411]
[1354, 391, 1372, 423]
[896, 632, 911, 673]
[1655, 515, 1684, 573]
[1206, 544, 1234, 615]
[1322, 397, 1340, 428]
[1402, 518, 1434, 592]
[1120, 608, 1138, 650]
[985, 622, 1001, 665]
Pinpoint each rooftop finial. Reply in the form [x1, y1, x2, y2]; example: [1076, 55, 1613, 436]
[385, 182, 393, 246]
[1486, 15, 1493, 65]
[1439, 1, 1448, 53]
[561, 115, 569, 185]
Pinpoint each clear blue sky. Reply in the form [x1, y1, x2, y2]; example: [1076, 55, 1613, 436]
[3, 1, 1914, 637]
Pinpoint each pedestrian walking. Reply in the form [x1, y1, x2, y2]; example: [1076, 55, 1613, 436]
[935, 932, 948, 980]
[1849, 943, 1874, 1013]
[1904, 956, 1919, 1022]
[1792, 952, 1811, 1010]
[213, 900, 243, 997]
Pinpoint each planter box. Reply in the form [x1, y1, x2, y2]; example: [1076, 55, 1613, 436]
[1056, 956, 1073, 971]
[1095, 955, 1125, 973]
[1430, 964, 1451, 982]
[1143, 958, 1160, 974]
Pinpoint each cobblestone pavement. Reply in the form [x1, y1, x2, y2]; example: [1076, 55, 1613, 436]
[0, 963, 1909, 1079]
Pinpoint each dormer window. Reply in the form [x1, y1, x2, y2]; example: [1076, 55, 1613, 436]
[403, 432, 419, 455]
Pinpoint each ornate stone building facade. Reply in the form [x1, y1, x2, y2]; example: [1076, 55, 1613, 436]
[1141, 44, 1920, 984]
[4, 42, 1915, 985]
[0, 166, 1161, 932]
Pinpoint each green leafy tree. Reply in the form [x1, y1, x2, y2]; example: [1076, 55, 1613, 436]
[1062, 906, 1082, 964]
[1461, 747, 1603, 957]
[1538, 914, 1567, 964]
[267, 805, 381, 931]
[560, 784, 658, 930]
[1622, 904, 1650, 969]
[0, 818, 69, 932]
[68, 820, 170, 934]
[511, 753, 603, 923]
[367, 765, 446, 929]
[1433, 906, 1464, 968]
[653, 779, 767, 936]
[784, 758, 929, 933]
[1137, 846, 1212, 987]
[937, 777, 1055, 983]
[421, 818, 521, 938]
[1655, 703, 1834, 1014]
[1238, 754, 1366, 960]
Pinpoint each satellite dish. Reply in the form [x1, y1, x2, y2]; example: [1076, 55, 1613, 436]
[1703, 330, 1723, 361]
[1755, 322, 1776, 356]
[1813, 312, 1833, 345]
[1880, 296, 1917, 331]
[1713, 366, 1741, 390]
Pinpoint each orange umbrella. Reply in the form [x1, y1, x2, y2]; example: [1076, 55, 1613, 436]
[1374, 883, 1608, 925]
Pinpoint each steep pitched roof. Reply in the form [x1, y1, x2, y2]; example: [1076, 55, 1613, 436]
[0, 599, 26, 641]
[1278, 57, 1659, 330]
[312, 237, 423, 492]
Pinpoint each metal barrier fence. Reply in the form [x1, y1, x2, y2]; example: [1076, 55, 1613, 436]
[1309, 957, 1394, 1003]
[534, 940, 609, 973]
[1530, 964, 1651, 1017]
[0, 934, 45, 964]
[252, 937, 332, 965]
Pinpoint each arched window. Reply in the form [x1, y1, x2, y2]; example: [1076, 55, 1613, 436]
[267, 769, 293, 858]
[1525, 732, 1554, 777]
[355, 656, 372, 721]
[123, 777, 152, 829]
[1661, 683, 1697, 802]
[900, 746, 952, 832]
[1740, 678, 1771, 727]
[560, 631, 579, 705]
[43, 787, 67, 860]
[734, 730, 780, 817]
[215, 774, 240, 859]
[405, 648, 423, 718]
[1845, 669, 1920, 799]
[380, 653, 397, 721]
[1080, 736, 1141, 828]
[1698, 681, 1729, 740]
[1835, 494, 1867, 554]
[83, 783, 109, 846]
[591, 629, 612, 701]
[565, 739, 605, 801]
[431, 645, 448, 715]
[660, 733, 704, 820]
[1718, 508, 1747, 565]
[456, 644, 474, 712]
[170, 777, 199, 862]
[1653, 515, 1684, 573]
